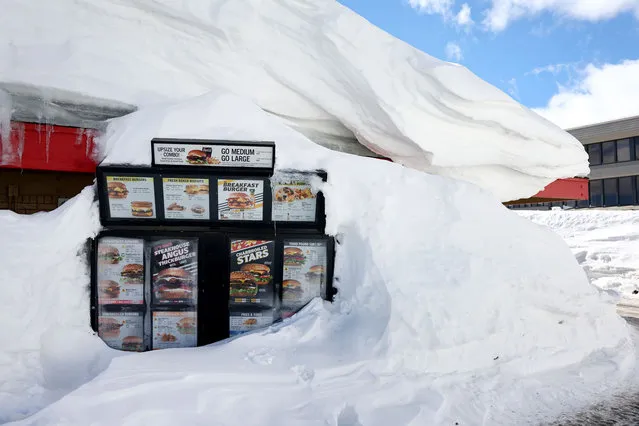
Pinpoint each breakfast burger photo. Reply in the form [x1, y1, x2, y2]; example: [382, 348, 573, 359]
[131, 201, 154, 217]
[107, 181, 128, 199]
[227, 192, 255, 210]
[229, 271, 258, 297]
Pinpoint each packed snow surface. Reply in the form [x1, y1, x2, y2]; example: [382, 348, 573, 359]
[521, 209, 639, 299]
[0, 0, 588, 201]
[0, 91, 635, 425]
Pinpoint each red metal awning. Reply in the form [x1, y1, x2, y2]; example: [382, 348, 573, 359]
[505, 178, 589, 205]
[0, 121, 99, 173]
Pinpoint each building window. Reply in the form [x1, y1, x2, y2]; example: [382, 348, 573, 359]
[619, 177, 635, 205]
[577, 199, 589, 208]
[617, 139, 632, 162]
[602, 141, 616, 164]
[588, 143, 602, 166]
[603, 178, 618, 206]
[590, 180, 603, 207]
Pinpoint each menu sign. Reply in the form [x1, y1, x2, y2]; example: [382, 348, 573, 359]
[162, 178, 210, 220]
[152, 311, 197, 349]
[218, 179, 264, 221]
[151, 239, 198, 305]
[282, 240, 327, 310]
[229, 310, 275, 337]
[97, 237, 144, 305]
[106, 176, 156, 219]
[153, 142, 274, 169]
[229, 240, 275, 306]
[98, 311, 144, 352]
[271, 174, 318, 222]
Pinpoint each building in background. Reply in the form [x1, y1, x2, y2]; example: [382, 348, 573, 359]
[509, 114, 639, 210]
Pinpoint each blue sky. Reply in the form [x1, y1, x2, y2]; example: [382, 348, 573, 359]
[338, 0, 639, 129]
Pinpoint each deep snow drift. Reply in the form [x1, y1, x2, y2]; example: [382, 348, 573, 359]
[0, 0, 588, 201]
[0, 91, 635, 425]
[521, 209, 639, 299]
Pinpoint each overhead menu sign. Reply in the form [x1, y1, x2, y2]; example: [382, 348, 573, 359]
[152, 139, 274, 169]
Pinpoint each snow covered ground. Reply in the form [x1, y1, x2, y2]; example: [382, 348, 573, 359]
[1, 92, 636, 425]
[520, 210, 639, 299]
[0, 0, 588, 201]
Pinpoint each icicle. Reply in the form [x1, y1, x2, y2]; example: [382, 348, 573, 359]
[0, 89, 13, 164]
[75, 127, 85, 146]
[16, 122, 25, 162]
[45, 122, 53, 163]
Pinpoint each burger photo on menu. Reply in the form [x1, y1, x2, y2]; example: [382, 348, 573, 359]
[227, 192, 255, 210]
[121, 336, 144, 352]
[154, 268, 194, 302]
[98, 280, 121, 300]
[107, 181, 129, 199]
[186, 149, 207, 165]
[98, 245, 123, 264]
[305, 265, 325, 286]
[283, 247, 306, 266]
[176, 317, 196, 335]
[240, 263, 271, 286]
[98, 317, 122, 339]
[229, 271, 258, 297]
[131, 201, 154, 217]
[120, 263, 144, 284]
[282, 280, 304, 304]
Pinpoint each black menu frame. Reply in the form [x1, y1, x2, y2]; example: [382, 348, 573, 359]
[89, 230, 335, 348]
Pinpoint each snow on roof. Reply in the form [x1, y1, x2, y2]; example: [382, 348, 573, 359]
[0, 0, 588, 201]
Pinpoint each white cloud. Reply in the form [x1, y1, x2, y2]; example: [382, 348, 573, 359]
[408, 0, 454, 15]
[455, 3, 474, 27]
[526, 63, 573, 76]
[533, 59, 639, 129]
[506, 77, 519, 99]
[445, 42, 463, 61]
[484, 0, 639, 32]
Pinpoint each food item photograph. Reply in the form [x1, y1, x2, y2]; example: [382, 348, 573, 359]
[283, 247, 306, 266]
[163, 178, 210, 220]
[229, 271, 258, 298]
[107, 181, 128, 199]
[229, 240, 275, 306]
[186, 149, 208, 165]
[229, 310, 275, 337]
[106, 176, 156, 219]
[281, 241, 329, 310]
[96, 238, 145, 305]
[271, 173, 318, 222]
[151, 239, 198, 305]
[152, 311, 197, 349]
[98, 312, 144, 351]
[218, 179, 264, 221]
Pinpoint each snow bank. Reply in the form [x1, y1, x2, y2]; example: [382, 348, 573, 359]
[0, 188, 117, 423]
[520, 209, 639, 298]
[1, 91, 634, 425]
[0, 0, 587, 201]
